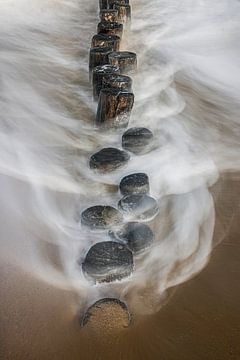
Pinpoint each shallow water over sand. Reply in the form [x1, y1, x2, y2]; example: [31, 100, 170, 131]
[0, 0, 240, 358]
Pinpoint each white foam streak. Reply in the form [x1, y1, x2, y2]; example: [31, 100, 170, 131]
[0, 0, 239, 313]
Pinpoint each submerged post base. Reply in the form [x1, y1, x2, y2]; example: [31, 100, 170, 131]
[82, 241, 134, 283]
[119, 173, 150, 196]
[89, 147, 130, 173]
[122, 127, 154, 154]
[81, 298, 131, 330]
[118, 194, 159, 221]
[109, 222, 154, 253]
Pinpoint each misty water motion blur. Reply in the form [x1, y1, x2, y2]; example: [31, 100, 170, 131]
[0, 0, 239, 315]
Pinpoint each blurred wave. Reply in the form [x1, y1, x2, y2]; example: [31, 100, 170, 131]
[0, 0, 239, 315]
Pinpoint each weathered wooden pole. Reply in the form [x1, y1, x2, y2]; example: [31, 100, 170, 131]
[108, 0, 130, 8]
[99, 0, 108, 10]
[113, 3, 131, 23]
[100, 9, 119, 23]
[108, 51, 137, 73]
[96, 88, 134, 129]
[92, 64, 120, 101]
[91, 33, 121, 52]
[97, 21, 123, 38]
[102, 73, 132, 92]
[89, 46, 112, 73]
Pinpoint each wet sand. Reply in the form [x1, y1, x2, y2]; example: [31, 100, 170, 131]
[0, 175, 240, 360]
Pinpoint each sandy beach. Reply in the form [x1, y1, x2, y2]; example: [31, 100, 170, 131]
[1, 175, 239, 360]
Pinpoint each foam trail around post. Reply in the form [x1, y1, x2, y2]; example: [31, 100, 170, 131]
[0, 0, 239, 314]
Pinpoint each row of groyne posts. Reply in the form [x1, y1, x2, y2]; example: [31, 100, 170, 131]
[80, 0, 159, 327]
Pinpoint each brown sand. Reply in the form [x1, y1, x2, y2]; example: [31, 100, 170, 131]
[0, 175, 240, 360]
[81, 298, 130, 334]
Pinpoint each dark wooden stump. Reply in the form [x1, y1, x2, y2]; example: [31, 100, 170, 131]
[81, 298, 131, 330]
[109, 222, 154, 253]
[102, 73, 132, 92]
[91, 34, 121, 51]
[100, 0, 129, 10]
[89, 46, 112, 73]
[82, 241, 133, 283]
[97, 21, 123, 38]
[119, 173, 149, 196]
[92, 64, 120, 101]
[122, 127, 154, 154]
[96, 88, 134, 129]
[113, 3, 131, 23]
[118, 194, 159, 221]
[108, 51, 137, 73]
[99, 0, 108, 10]
[89, 147, 130, 173]
[81, 205, 123, 230]
[100, 9, 119, 23]
[108, 0, 130, 8]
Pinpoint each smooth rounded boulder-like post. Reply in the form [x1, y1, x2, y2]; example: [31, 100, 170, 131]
[82, 241, 134, 283]
[96, 88, 134, 129]
[81, 205, 123, 230]
[119, 173, 150, 196]
[118, 194, 159, 221]
[108, 51, 137, 73]
[92, 64, 120, 101]
[89, 46, 112, 73]
[89, 147, 130, 173]
[122, 127, 154, 154]
[109, 222, 154, 253]
[81, 298, 131, 330]
[91, 34, 121, 51]
[98, 21, 123, 38]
